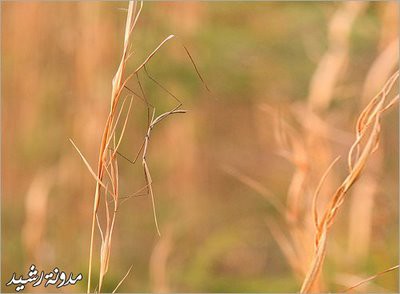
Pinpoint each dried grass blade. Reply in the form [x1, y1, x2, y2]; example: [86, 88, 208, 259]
[312, 156, 341, 230]
[223, 165, 285, 215]
[112, 265, 133, 294]
[113, 96, 134, 157]
[134, 35, 175, 74]
[342, 265, 399, 292]
[69, 139, 109, 191]
[300, 228, 327, 293]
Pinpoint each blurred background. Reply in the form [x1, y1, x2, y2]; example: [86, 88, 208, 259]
[2, 1, 399, 292]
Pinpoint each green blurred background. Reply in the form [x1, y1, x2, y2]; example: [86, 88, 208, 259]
[2, 1, 398, 292]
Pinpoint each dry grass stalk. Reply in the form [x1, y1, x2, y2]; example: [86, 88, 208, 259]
[308, 1, 367, 112]
[298, 3, 372, 289]
[69, 1, 210, 291]
[304, 5, 368, 268]
[70, 2, 139, 290]
[246, 5, 369, 287]
[237, 4, 385, 289]
[335, 273, 387, 293]
[69, 1, 185, 292]
[342, 264, 399, 293]
[112, 265, 133, 294]
[300, 70, 399, 293]
[347, 27, 398, 264]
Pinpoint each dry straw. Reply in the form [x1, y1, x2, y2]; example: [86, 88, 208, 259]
[70, 1, 180, 292]
[70, 1, 209, 292]
[300, 70, 399, 293]
[227, 69, 399, 292]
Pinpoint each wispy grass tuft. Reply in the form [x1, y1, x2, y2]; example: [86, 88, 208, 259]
[300, 70, 399, 293]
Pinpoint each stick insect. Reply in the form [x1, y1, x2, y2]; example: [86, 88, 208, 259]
[71, 1, 210, 289]
[70, 34, 178, 294]
[111, 45, 210, 237]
